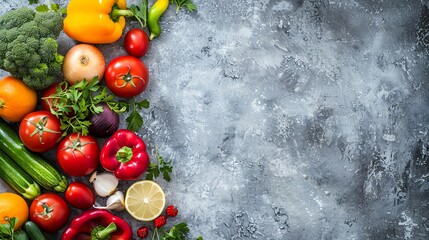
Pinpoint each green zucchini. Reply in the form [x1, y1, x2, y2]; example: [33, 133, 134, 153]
[23, 221, 47, 240]
[0, 119, 68, 192]
[0, 149, 40, 199]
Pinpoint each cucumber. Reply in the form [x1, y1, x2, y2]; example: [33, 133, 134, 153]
[0, 149, 40, 199]
[0, 119, 68, 192]
[23, 221, 47, 240]
[13, 230, 29, 240]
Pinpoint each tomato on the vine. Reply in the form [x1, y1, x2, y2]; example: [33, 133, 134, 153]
[56, 133, 100, 176]
[29, 193, 70, 232]
[124, 28, 150, 58]
[105, 56, 149, 98]
[19, 111, 62, 152]
[65, 181, 95, 210]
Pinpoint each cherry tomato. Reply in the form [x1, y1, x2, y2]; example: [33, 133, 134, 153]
[105, 56, 149, 98]
[29, 193, 70, 232]
[124, 28, 150, 58]
[19, 111, 62, 152]
[65, 181, 95, 210]
[56, 133, 100, 176]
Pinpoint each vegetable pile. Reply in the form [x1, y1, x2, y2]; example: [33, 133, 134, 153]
[0, 0, 202, 239]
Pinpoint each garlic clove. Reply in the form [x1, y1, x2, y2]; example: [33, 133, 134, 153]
[93, 190, 125, 211]
[90, 171, 119, 197]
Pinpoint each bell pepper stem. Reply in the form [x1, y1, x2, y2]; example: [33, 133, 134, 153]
[111, 9, 135, 19]
[95, 223, 117, 239]
[110, 5, 146, 28]
[116, 146, 133, 163]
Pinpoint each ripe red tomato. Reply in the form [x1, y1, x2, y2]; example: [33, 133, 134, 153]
[124, 28, 150, 58]
[19, 111, 62, 152]
[56, 133, 100, 176]
[29, 193, 70, 232]
[65, 181, 95, 210]
[105, 56, 149, 98]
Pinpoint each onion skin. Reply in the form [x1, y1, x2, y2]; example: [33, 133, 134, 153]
[63, 44, 106, 85]
[89, 103, 119, 138]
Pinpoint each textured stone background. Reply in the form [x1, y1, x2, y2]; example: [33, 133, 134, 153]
[1, 0, 429, 239]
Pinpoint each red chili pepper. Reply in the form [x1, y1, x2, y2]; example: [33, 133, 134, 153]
[61, 209, 132, 240]
[100, 129, 150, 180]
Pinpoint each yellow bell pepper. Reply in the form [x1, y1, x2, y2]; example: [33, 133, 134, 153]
[63, 0, 128, 44]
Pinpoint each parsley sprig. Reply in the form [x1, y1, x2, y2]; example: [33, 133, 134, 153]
[45, 78, 126, 136]
[0, 217, 16, 239]
[129, 0, 149, 27]
[170, 0, 197, 13]
[29, 0, 67, 14]
[146, 147, 173, 182]
[118, 98, 150, 132]
[0, 217, 27, 240]
[161, 222, 189, 240]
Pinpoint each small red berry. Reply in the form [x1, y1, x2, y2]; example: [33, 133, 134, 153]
[166, 205, 178, 217]
[137, 226, 149, 239]
[154, 215, 167, 228]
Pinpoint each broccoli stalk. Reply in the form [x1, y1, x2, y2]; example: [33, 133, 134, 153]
[0, 7, 64, 90]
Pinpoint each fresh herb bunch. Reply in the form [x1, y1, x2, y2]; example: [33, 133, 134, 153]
[146, 147, 173, 182]
[44, 78, 126, 136]
[170, 0, 197, 13]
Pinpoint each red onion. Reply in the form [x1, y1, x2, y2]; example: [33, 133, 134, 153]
[89, 103, 119, 138]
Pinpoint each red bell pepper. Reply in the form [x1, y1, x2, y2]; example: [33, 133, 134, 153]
[100, 129, 150, 180]
[61, 209, 132, 240]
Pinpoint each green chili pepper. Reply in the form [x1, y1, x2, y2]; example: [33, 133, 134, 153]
[148, 0, 169, 40]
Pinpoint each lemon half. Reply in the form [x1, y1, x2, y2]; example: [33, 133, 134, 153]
[125, 180, 166, 221]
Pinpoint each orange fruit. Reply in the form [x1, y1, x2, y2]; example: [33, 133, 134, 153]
[0, 192, 29, 229]
[0, 76, 37, 122]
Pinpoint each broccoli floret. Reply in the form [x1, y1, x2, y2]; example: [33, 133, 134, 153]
[0, 7, 34, 29]
[34, 11, 63, 38]
[5, 28, 20, 43]
[0, 7, 64, 90]
[19, 21, 42, 40]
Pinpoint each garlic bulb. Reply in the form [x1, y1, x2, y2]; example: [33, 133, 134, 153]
[93, 190, 125, 211]
[89, 171, 119, 197]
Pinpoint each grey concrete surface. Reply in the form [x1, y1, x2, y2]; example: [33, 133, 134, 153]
[1, 0, 429, 239]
